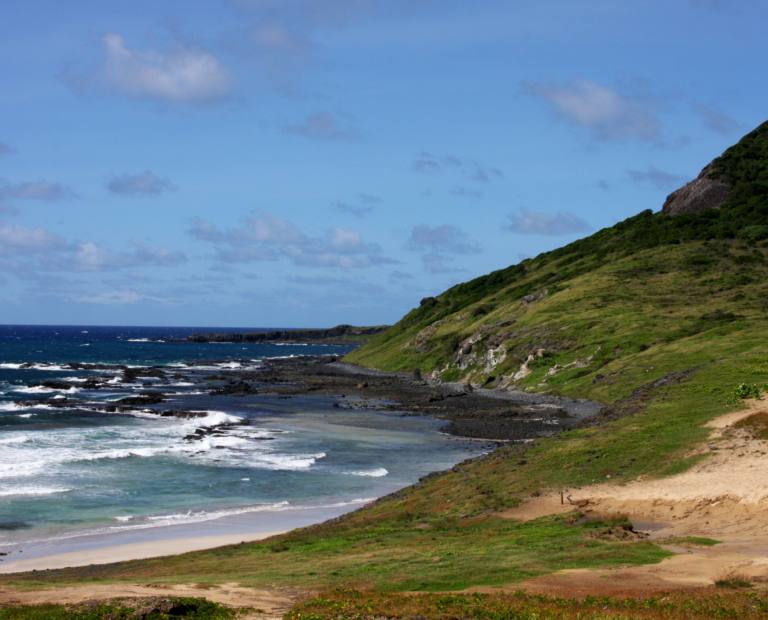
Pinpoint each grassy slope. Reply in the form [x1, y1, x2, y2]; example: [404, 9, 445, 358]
[3, 125, 768, 614]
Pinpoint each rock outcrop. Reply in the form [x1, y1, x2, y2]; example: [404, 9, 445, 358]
[662, 164, 730, 217]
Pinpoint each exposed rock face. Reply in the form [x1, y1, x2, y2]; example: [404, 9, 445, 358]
[661, 164, 730, 217]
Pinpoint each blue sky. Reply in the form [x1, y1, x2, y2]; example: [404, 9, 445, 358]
[0, 0, 765, 327]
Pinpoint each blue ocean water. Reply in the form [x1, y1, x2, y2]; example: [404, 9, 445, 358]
[0, 325, 484, 555]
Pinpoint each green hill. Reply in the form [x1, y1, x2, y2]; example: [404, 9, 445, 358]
[4, 122, 768, 619]
[347, 120, 768, 391]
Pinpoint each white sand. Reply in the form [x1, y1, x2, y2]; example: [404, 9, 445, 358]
[0, 530, 283, 574]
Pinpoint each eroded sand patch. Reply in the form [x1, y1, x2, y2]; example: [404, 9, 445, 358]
[502, 399, 768, 591]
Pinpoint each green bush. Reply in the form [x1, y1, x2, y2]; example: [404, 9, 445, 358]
[734, 383, 762, 400]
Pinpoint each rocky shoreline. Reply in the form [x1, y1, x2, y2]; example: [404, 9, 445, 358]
[6, 356, 604, 442]
[216, 356, 604, 441]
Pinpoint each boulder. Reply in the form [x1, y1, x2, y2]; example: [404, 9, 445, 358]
[661, 164, 730, 216]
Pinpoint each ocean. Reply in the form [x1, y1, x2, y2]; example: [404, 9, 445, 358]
[0, 325, 485, 563]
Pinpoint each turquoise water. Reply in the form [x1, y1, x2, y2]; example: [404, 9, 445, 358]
[0, 325, 485, 555]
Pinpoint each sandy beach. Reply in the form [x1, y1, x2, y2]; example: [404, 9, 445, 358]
[0, 499, 364, 575]
[0, 530, 282, 574]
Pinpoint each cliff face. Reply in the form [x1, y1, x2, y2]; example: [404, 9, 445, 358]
[661, 164, 730, 216]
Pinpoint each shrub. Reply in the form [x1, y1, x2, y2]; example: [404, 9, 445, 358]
[734, 383, 762, 400]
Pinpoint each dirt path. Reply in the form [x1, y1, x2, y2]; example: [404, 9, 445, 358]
[500, 399, 768, 593]
[0, 582, 298, 619]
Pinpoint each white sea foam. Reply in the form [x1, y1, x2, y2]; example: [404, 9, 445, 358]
[188, 410, 244, 427]
[347, 467, 389, 477]
[14, 386, 81, 395]
[0, 485, 71, 497]
[252, 451, 326, 471]
[0, 363, 23, 369]
[0, 402, 24, 412]
[109, 501, 292, 531]
[0, 435, 30, 445]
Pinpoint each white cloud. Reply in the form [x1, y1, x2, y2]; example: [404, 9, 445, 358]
[107, 171, 177, 196]
[190, 211, 393, 269]
[526, 79, 661, 142]
[411, 152, 503, 183]
[405, 224, 480, 274]
[692, 103, 740, 135]
[100, 33, 232, 103]
[76, 290, 168, 305]
[628, 166, 686, 190]
[283, 112, 359, 141]
[0, 221, 185, 275]
[0, 180, 76, 202]
[405, 224, 481, 254]
[0, 223, 66, 252]
[505, 209, 591, 236]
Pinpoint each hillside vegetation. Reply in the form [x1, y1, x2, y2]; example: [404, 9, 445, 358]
[347, 120, 768, 389]
[4, 123, 768, 618]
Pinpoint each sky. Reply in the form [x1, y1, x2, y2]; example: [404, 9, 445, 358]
[0, 0, 766, 327]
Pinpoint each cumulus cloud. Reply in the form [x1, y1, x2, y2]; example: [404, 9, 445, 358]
[233, 0, 374, 90]
[692, 103, 740, 135]
[504, 209, 591, 236]
[107, 171, 177, 196]
[628, 166, 686, 190]
[332, 193, 381, 217]
[73, 241, 187, 271]
[0, 180, 76, 203]
[0, 223, 67, 253]
[406, 224, 481, 255]
[0, 220, 186, 276]
[0, 142, 15, 156]
[76, 290, 169, 305]
[190, 211, 393, 269]
[98, 33, 232, 103]
[389, 270, 414, 282]
[283, 112, 359, 141]
[411, 152, 503, 184]
[405, 224, 480, 274]
[449, 186, 483, 199]
[525, 79, 661, 142]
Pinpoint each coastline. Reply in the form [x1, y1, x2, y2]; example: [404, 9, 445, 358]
[0, 532, 283, 574]
[0, 501, 364, 574]
[0, 355, 602, 576]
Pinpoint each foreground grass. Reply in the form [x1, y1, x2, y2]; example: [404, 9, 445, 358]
[0, 597, 233, 619]
[1, 514, 668, 592]
[287, 588, 768, 620]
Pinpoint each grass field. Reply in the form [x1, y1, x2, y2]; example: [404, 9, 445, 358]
[287, 588, 768, 620]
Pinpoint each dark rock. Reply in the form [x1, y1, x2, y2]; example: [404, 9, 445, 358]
[662, 163, 730, 216]
[113, 394, 166, 406]
[0, 521, 30, 531]
[419, 296, 438, 308]
[211, 381, 258, 395]
[40, 380, 75, 390]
